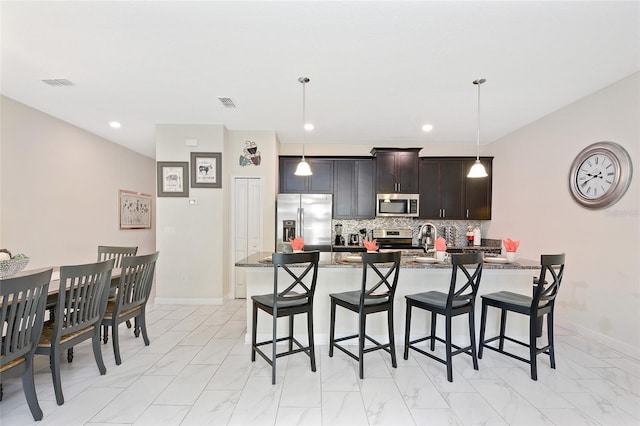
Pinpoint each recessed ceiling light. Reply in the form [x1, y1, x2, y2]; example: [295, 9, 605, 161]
[109, 121, 121, 129]
[422, 124, 433, 132]
[304, 123, 314, 131]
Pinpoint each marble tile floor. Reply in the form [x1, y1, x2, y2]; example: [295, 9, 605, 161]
[1, 299, 639, 425]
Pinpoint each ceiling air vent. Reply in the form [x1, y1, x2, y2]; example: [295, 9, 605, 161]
[42, 78, 74, 87]
[217, 97, 237, 108]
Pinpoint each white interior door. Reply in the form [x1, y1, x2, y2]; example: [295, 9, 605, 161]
[233, 177, 262, 298]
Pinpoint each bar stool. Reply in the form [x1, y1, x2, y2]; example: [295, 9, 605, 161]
[403, 252, 483, 382]
[479, 253, 565, 380]
[329, 251, 401, 379]
[251, 251, 320, 385]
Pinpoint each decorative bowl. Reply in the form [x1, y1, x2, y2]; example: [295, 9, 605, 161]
[0, 257, 30, 278]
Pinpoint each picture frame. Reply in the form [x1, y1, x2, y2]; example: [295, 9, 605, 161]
[157, 161, 189, 197]
[119, 190, 152, 229]
[191, 152, 222, 188]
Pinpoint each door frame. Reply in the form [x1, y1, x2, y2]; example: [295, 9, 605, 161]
[230, 176, 264, 299]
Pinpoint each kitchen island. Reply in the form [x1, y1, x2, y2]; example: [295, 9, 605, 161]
[236, 252, 541, 345]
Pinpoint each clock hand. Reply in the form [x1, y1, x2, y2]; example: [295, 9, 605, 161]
[581, 171, 603, 186]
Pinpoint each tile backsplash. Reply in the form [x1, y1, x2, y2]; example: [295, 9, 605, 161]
[332, 218, 486, 248]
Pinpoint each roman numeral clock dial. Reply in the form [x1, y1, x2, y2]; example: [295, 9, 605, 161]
[569, 141, 632, 209]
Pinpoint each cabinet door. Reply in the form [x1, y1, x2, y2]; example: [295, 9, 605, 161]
[375, 153, 397, 193]
[439, 160, 466, 219]
[333, 160, 355, 218]
[354, 159, 376, 218]
[279, 158, 308, 193]
[396, 151, 419, 193]
[418, 159, 442, 219]
[465, 158, 492, 219]
[308, 159, 334, 193]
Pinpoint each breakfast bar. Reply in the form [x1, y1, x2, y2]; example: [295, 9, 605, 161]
[236, 252, 541, 345]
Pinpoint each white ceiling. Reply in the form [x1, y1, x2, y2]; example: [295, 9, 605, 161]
[1, 1, 638, 159]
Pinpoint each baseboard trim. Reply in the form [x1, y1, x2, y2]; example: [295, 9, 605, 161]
[153, 297, 224, 305]
[556, 318, 640, 360]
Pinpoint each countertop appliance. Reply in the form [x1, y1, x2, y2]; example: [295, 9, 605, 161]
[376, 193, 419, 217]
[348, 233, 360, 246]
[276, 194, 332, 252]
[334, 223, 345, 246]
[418, 223, 438, 250]
[372, 229, 417, 250]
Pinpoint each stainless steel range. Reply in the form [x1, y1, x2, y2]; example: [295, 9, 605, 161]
[371, 229, 415, 249]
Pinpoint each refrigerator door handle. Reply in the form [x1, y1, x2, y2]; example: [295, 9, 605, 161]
[299, 207, 304, 239]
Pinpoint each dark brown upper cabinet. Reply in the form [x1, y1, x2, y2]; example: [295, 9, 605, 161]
[419, 157, 493, 220]
[464, 158, 492, 220]
[370, 148, 421, 193]
[279, 157, 334, 194]
[333, 159, 376, 219]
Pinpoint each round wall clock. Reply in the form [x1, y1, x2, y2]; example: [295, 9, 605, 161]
[569, 141, 633, 209]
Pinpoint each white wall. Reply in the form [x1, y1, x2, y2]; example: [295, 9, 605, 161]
[154, 125, 279, 302]
[155, 124, 225, 303]
[486, 73, 639, 357]
[0, 96, 156, 268]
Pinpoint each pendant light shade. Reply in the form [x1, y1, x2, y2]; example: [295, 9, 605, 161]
[294, 158, 312, 176]
[468, 78, 488, 178]
[294, 77, 313, 176]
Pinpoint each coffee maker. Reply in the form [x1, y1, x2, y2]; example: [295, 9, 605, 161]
[334, 223, 345, 246]
[418, 223, 437, 250]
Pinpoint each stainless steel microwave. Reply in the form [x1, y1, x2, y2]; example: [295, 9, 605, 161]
[376, 194, 419, 217]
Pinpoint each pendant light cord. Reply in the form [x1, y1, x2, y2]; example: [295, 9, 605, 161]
[473, 78, 486, 161]
[301, 78, 307, 159]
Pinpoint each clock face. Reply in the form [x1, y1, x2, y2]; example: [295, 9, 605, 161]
[569, 142, 633, 209]
[575, 152, 617, 199]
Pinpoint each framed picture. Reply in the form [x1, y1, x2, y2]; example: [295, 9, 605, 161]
[157, 161, 189, 197]
[191, 152, 222, 188]
[119, 190, 152, 229]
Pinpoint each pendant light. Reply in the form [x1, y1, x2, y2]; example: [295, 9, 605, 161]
[294, 77, 313, 176]
[467, 78, 488, 178]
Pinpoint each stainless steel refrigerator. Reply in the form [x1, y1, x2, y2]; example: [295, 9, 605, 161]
[276, 194, 333, 252]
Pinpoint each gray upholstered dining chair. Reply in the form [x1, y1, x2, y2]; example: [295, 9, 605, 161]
[35, 259, 114, 405]
[251, 251, 320, 385]
[101, 252, 159, 365]
[329, 251, 402, 379]
[0, 268, 52, 421]
[97, 245, 138, 340]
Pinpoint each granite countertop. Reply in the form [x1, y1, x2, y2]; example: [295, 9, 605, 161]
[236, 251, 539, 270]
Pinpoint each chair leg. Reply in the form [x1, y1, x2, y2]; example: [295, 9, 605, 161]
[499, 310, 507, 351]
[403, 301, 412, 360]
[308, 308, 316, 372]
[469, 310, 478, 370]
[272, 313, 277, 385]
[529, 316, 538, 381]
[126, 319, 132, 329]
[92, 328, 107, 375]
[134, 317, 140, 338]
[445, 315, 453, 382]
[329, 300, 336, 357]
[51, 348, 64, 405]
[430, 312, 437, 351]
[358, 311, 366, 379]
[251, 302, 258, 362]
[548, 311, 556, 369]
[22, 357, 43, 421]
[67, 347, 74, 362]
[112, 322, 122, 366]
[479, 302, 488, 359]
[388, 306, 397, 368]
[288, 315, 294, 352]
[138, 310, 150, 346]
[102, 324, 109, 344]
